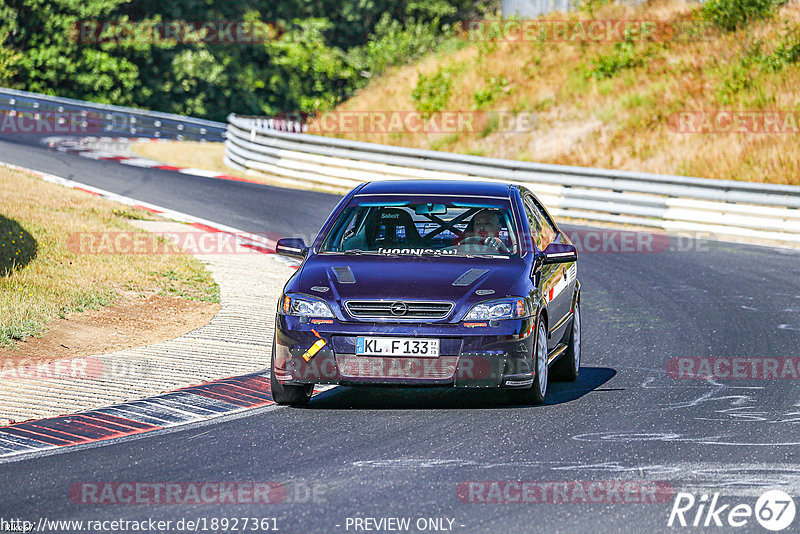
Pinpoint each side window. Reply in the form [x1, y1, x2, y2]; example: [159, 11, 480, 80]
[523, 195, 556, 250]
[339, 209, 367, 250]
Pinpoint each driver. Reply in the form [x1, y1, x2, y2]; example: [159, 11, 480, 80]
[460, 209, 509, 252]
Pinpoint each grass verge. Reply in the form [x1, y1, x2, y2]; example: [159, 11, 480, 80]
[129, 141, 339, 193]
[0, 165, 220, 347]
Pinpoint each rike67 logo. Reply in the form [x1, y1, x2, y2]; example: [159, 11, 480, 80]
[668, 490, 796, 531]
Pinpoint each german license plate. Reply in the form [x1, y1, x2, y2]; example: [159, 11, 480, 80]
[356, 337, 440, 357]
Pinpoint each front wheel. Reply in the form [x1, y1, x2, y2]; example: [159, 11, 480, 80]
[507, 318, 548, 405]
[269, 337, 313, 406]
[552, 300, 580, 382]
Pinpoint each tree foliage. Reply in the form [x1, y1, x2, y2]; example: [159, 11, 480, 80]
[0, 0, 496, 120]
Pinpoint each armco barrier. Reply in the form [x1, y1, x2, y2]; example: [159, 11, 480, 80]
[0, 87, 226, 141]
[2, 88, 796, 246]
[225, 113, 800, 245]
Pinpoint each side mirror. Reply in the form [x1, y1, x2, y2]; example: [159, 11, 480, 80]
[275, 238, 308, 259]
[542, 242, 577, 264]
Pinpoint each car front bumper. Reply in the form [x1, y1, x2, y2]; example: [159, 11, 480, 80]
[272, 315, 538, 388]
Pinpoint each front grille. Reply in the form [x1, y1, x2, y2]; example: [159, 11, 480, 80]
[344, 300, 454, 320]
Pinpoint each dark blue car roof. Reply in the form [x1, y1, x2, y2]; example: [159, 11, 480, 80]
[357, 180, 512, 198]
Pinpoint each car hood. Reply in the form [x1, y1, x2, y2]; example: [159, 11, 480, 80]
[296, 254, 526, 319]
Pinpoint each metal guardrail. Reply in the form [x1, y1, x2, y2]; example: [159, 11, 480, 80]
[225, 113, 800, 245]
[0, 87, 226, 141]
[502, 0, 581, 18]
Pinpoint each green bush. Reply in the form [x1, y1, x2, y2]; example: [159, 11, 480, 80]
[761, 30, 800, 71]
[472, 75, 508, 109]
[716, 63, 754, 103]
[589, 41, 643, 80]
[701, 0, 787, 31]
[411, 68, 453, 114]
[716, 30, 800, 102]
[579, 0, 613, 18]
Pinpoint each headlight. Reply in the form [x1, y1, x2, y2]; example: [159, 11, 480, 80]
[464, 298, 529, 320]
[280, 294, 334, 318]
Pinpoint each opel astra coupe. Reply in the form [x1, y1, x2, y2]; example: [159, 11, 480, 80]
[271, 180, 581, 405]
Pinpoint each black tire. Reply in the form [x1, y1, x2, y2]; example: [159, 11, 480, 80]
[270, 338, 313, 406]
[552, 300, 581, 382]
[507, 318, 548, 405]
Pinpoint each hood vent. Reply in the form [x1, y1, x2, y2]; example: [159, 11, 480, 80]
[331, 266, 356, 284]
[452, 268, 489, 287]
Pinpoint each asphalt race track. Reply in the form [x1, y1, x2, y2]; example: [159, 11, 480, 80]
[2, 135, 800, 533]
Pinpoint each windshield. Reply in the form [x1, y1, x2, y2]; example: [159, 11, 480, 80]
[320, 195, 519, 257]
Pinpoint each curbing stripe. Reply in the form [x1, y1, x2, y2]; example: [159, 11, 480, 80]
[152, 396, 235, 417]
[45, 136, 259, 185]
[1, 427, 82, 446]
[158, 391, 243, 412]
[73, 187, 101, 196]
[77, 414, 148, 433]
[0, 160, 309, 461]
[0, 433, 48, 450]
[0, 373, 337, 461]
[178, 168, 224, 177]
[94, 405, 191, 427]
[134, 204, 162, 214]
[128, 399, 218, 421]
[0, 373, 286, 460]
[27, 420, 125, 442]
[188, 387, 270, 407]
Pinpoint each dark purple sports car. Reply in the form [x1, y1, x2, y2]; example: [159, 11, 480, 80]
[270, 180, 581, 405]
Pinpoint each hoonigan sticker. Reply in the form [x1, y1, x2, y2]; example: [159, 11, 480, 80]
[377, 247, 458, 255]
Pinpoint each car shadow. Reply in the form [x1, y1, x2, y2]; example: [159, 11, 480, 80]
[1, 214, 37, 276]
[304, 366, 616, 410]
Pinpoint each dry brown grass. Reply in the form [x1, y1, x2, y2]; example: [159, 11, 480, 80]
[131, 141, 233, 175]
[0, 166, 219, 346]
[129, 141, 336, 192]
[316, 0, 800, 185]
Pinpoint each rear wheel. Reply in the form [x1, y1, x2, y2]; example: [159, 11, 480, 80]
[552, 300, 580, 382]
[269, 337, 313, 406]
[507, 318, 548, 405]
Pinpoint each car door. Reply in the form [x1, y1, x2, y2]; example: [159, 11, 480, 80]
[521, 194, 567, 351]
